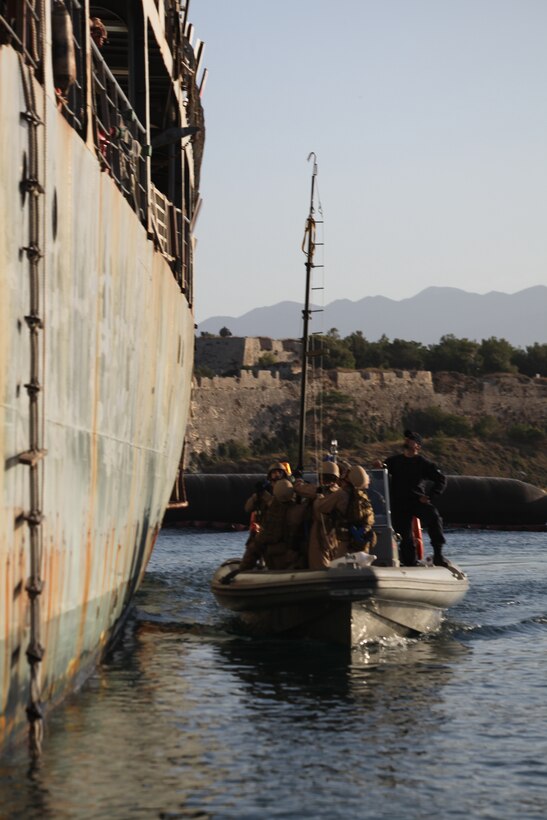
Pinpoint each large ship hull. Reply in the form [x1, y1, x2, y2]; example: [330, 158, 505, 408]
[0, 3, 199, 748]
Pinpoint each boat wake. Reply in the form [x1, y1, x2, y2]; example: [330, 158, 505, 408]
[445, 612, 547, 641]
[134, 611, 238, 642]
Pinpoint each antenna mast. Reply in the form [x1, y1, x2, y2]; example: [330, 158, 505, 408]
[297, 153, 318, 471]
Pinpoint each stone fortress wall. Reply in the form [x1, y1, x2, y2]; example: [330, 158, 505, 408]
[196, 336, 302, 373]
[186, 358, 547, 464]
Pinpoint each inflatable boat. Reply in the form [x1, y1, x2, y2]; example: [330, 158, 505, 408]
[211, 470, 469, 646]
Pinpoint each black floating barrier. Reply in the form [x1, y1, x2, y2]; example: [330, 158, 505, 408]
[163, 474, 547, 528]
[436, 475, 547, 526]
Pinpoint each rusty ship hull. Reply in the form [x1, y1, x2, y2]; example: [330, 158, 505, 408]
[0, 1, 204, 748]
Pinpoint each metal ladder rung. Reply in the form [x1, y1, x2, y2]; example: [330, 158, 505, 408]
[18, 449, 48, 468]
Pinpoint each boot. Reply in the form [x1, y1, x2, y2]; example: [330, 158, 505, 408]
[400, 539, 417, 566]
[433, 546, 449, 567]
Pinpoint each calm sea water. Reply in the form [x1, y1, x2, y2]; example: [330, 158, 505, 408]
[0, 528, 546, 819]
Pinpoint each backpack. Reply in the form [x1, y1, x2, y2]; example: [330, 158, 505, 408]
[344, 488, 376, 553]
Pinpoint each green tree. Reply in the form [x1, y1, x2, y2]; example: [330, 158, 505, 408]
[318, 330, 355, 369]
[317, 392, 364, 448]
[507, 424, 545, 444]
[404, 406, 472, 437]
[512, 343, 547, 377]
[473, 415, 502, 439]
[257, 352, 277, 367]
[426, 335, 480, 374]
[364, 334, 392, 368]
[219, 326, 232, 337]
[217, 439, 250, 459]
[478, 337, 517, 374]
[386, 338, 427, 370]
[322, 390, 353, 407]
[329, 416, 364, 448]
[344, 331, 371, 368]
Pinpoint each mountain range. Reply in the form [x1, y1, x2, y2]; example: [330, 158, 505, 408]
[198, 286, 547, 347]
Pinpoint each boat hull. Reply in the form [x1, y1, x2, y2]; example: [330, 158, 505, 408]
[212, 560, 469, 646]
[0, 47, 194, 746]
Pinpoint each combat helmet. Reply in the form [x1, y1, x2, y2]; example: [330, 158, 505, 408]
[273, 478, 295, 502]
[347, 465, 369, 489]
[320, 461, 340, 479]
[267, 462, 287, 479]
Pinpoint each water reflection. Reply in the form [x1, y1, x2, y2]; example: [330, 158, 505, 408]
[1, 528, 542, 819]
[0, 625, 225, 818]
[213, 631, 470, 728]
[1, 618, 471, 819]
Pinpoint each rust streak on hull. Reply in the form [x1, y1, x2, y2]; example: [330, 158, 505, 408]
[0, 1, 204, 749]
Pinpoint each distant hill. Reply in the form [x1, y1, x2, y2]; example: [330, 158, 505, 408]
[198, 286, 547, 347]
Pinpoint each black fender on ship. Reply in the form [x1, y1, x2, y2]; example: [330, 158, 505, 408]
[163, 474, 547, 528]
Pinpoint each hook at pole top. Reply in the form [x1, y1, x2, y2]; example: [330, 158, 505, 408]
[307, 152, 318, 175]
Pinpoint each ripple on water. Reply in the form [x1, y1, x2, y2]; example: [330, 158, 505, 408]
[0, 529, 546, 819]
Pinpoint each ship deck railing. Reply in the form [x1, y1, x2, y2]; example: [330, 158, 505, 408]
[1, 2, 192, 297]
[1, 0, 83, 134]
[149, 187, 192, 296]
[91, 39, 147, 222]
[0, 0, 42, 69]
[149, 186, 176, 263]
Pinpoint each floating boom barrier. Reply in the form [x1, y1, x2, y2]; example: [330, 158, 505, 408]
[163, 474, 547, 530]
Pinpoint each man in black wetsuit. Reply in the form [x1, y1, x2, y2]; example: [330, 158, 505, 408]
[382, 430, 448, 566]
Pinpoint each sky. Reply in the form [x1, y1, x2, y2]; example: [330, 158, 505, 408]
[189, 0, 547, 324]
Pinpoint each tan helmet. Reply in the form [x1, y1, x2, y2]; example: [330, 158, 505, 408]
[267, 462, 287, 479]
[273, 478, 295, 502]
[338, 459, 352, 477]
[347, 465, 369, 489]
[320, 461, 340, 478]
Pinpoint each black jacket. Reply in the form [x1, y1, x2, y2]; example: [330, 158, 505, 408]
[384, 454, 446, 508]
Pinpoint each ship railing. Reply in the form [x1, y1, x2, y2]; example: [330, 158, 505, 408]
[148, 187, 193, 298]
[91, 39, 147, 222]
[149, 185, 175, 261]
[1, 1, 85, 133]
[0, 0, 41, 70]
[182, 212, 192, 302]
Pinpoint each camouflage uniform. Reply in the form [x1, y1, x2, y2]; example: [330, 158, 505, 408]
[294, 463, 341, 569]
[316, 485, 375, 559]
[241, 480, 307, 570]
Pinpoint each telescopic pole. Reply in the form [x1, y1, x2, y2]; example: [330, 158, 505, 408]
[297, 153, 318, 471]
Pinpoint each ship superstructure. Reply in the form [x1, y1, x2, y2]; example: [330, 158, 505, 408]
[0, 0, 205, 749]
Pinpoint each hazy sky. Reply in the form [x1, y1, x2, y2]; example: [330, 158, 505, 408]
[189, 0, 547, 324]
